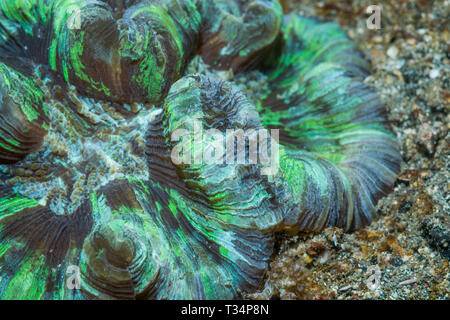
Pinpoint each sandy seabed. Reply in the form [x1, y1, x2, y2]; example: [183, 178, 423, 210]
[248, 0, 449, 300]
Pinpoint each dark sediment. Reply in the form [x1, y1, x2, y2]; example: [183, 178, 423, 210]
[248, 0, 449, 300]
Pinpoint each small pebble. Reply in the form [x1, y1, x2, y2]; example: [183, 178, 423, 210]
[387, 46, 399, 58]
[429, 69, 440, 79]
[399, 277, 417, 286]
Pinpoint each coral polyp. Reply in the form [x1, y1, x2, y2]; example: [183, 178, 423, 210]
[0, 0, 400, 299]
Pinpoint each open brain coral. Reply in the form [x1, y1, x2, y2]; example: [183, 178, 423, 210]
[0, 0, 401, 299]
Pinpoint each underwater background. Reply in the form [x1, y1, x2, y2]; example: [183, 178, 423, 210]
[253, 0, 449, 300]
